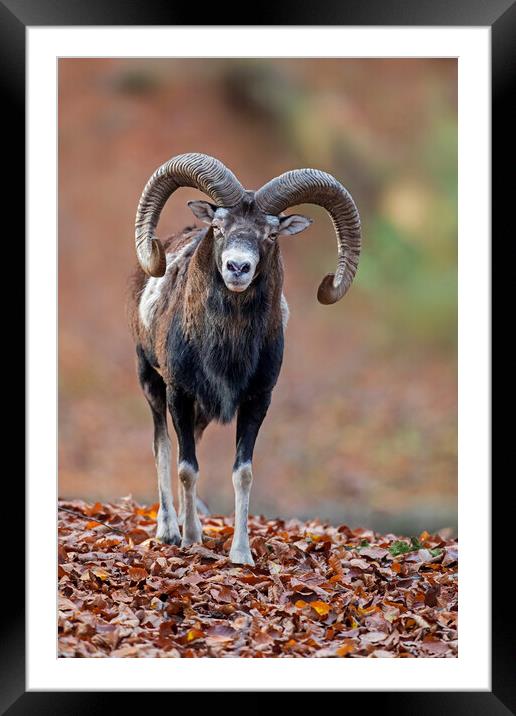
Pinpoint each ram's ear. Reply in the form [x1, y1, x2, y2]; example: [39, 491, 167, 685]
[187, 200, 218, 224]
[277, 214, 313, 236]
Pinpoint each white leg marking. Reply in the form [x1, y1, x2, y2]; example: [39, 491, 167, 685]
[177, 479, 185, 526]
[154, 431, 181, 545]
[280, 293, 290, 329]
[229, 463, 255, 566]
[178, 461, 203, 547]
[175, 444, 186, 526]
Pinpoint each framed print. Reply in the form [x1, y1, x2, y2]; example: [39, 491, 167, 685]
[9, 0, 506, 710]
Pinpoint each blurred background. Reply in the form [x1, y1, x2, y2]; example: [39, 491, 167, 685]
[58, 58, 457, 534]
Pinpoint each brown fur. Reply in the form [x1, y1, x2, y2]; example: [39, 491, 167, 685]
[126, 226, 284, 386]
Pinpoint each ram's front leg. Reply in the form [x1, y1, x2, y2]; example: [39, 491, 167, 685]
[230, 392, 271, 566]
[167, 386, 203, 547]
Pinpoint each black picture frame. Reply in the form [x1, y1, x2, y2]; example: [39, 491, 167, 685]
[8, 0, 505, 711]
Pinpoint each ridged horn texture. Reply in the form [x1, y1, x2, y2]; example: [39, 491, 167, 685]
[255, 169, 361, 304]
[135, 153, 246, 276]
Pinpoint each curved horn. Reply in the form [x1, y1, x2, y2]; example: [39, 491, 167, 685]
[135, 153, 246, 276]
[255, 169, 361, 304]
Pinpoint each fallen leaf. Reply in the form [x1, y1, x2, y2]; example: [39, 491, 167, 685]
[91, 567, 110, 581]
[58, 499, 458, 659]
[310, 600, 331, 616]
[128, 566, 148, 582]
[336, 640, 355, 656]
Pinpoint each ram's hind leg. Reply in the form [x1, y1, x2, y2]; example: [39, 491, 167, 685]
[137, 347, 181, 546]
[177, 405, 209, 526]
[167, 386, 203, 547]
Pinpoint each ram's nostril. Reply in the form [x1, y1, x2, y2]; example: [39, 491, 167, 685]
[226, 260, 251, 275]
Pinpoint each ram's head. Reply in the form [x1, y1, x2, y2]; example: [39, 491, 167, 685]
[135, 153, 361, 304]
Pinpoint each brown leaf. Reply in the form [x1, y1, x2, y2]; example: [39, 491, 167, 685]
[188, 545, 222, 561]
[442, 546, 458, 566]
[336, 640, 355, 656]
[361, 631, 387, 644]
[360, 547, 389, 560]
[424, 585, 440, 607]
[180, 628, 205, 644]
[91, 567, 110, 581]
[207, 624, 236, 642]
[128, 566, 148, 582]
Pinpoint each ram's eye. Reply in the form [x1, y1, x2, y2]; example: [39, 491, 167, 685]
[267, 232, 278, 241]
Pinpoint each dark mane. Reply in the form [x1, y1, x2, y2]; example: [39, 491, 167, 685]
[166, 267, 283, 423]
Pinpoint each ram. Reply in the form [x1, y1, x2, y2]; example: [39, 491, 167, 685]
[127, 153, 361, 565]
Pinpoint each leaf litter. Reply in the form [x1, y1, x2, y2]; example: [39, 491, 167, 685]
[58, 498, 457, 658]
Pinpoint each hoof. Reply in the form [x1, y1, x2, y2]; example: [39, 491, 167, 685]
[156, 526, 181, 546]
[229, 548, 255, 566]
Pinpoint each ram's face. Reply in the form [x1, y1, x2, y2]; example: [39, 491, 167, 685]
[188, 199, 312, 294]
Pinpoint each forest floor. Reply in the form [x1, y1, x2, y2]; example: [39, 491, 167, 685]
[58, 498, 458, 658]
